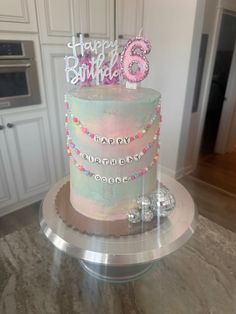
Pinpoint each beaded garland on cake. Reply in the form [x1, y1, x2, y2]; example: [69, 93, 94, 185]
[65, 100, 161, 145]
[65, 121, 160, 166]
[68, 149, 159, 184]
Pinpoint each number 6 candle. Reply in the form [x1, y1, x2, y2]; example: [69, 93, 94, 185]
[120, 37, 151, 84]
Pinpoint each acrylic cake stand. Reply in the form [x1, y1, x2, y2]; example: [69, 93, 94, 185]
[40, 175, 197, 282]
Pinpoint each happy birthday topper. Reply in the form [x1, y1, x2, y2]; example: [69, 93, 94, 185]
[64, 34, 151, 89]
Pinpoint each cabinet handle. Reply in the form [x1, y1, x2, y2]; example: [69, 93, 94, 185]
[7, 123, 14, 128]
[76, 32, 82, 38]
[0, 125, 4, 130]
[118, 34, 124, 39]
[84, 33, 89, 38]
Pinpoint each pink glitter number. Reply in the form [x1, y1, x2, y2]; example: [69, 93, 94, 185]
[121, 37, 151, 83]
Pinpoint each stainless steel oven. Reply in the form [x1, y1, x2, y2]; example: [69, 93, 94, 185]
[0, 40, 41, 109]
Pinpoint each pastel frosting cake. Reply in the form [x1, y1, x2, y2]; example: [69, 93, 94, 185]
[65, 85, 161, 222]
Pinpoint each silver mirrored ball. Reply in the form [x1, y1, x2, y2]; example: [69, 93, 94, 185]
[141, 209, 154, 222]
[137, 196, 151, 210]
[127, 208, 141, 224]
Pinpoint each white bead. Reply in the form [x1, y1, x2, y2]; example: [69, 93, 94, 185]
[119, 158, 126, 165]
[101, 176, 107, 183]
[110, 159, 117, 166]
[94, 174, 101, 181]
[108, 138, 115, 145]
[123, 177, 129, 183]
[123, 137, 130, 144]
[94, 157, 101, 164]
[153, 135, 158, 140]
[134, 154, 141, 161]
[94, 135, 101, 143]
[126, 156, 133, 163]
[82, 153, 88, 160]
[102, 158, 109, 165]
[88, 155, 94, 163]
[116, 137, 124, 145]
[101, 137, 108, 144]
[115, 177, 122, 184]
[108, 177, 115, 184]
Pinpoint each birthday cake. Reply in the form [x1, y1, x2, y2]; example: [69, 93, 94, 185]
[65, 85, 161, 223]
[57, 34, 174, 236]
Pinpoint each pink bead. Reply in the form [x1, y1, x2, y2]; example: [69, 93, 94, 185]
[90, 133, 95, 139]
[82, 127, 87, 133]
[65, 128, 69, 135]
[88, 171, 93, 177]
[65, 116, 68, 123]
[137, 131, 143, 138]
[131, 175, 136, 181]
[65, 101, 69, 109]
[146, 123, 152, 129]
[130, 136, 134, 142]
[75, 149, 80, 155]
[78, 165, 85, 171]
[73, 117, 78, 123]
[143, 148, 147, 153]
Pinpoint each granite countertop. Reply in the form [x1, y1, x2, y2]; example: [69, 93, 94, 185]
[0, 215, 235, 314]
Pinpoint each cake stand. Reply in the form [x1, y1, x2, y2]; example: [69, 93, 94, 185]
[40, 175, 197, 282]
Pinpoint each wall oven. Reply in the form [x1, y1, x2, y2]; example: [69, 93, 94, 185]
[0, 40, 41, 110]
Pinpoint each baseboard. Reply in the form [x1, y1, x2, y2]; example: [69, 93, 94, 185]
[0, 192, 46, 218]
[158, 164, 194, 180]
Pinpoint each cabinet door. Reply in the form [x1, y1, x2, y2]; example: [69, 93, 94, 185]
[41, 45, 70, 179]
[0, 0, 38, 33]
[2, 111, 55, 201]
[36, 0, 74, 44]
[0, 120, 18, 212]
[116, 0, 144, 41]
[75, 0, 114, 40]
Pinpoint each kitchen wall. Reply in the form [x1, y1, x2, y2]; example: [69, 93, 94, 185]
[143, 0, 205, 177]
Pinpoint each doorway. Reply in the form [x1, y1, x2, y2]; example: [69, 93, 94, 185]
[193, 12, 236, 194]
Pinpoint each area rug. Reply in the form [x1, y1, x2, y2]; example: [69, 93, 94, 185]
[0, 216, 235, 314]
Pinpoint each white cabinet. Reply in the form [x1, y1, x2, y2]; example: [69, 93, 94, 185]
[0, 0, 38, 33]
[116, 0, 144, 41]
[0, 119, 18, 210]
[0, 110, 56, 214]
[36, 0, 114, 44]
[41, 45, 71, 179]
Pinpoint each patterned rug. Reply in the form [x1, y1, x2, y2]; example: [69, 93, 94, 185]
[0, 216, 235, 314]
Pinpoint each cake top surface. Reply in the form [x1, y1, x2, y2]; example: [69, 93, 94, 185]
[67, 85, 161, 103]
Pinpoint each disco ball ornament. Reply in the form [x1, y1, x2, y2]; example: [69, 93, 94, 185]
[127, 208, 141, 224]
[137, 196, 151, 211]
[141, 209, 154, 222]
[150, 184, 176, 217]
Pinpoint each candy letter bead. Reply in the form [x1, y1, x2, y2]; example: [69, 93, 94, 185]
[82, 153, 88, 160]
[115, 177, 122, 184]
[108, 177, 115, 184]
[94, 135, 101, 143]
[123, 137, 130, 144]
[126, 156, 133, 163]
[108, 138, 115, 145]
[123, 177, 129, 183]
[94, 157, 101, 164]
[116, 137, 124, 145]
[95, 174, 101, 181]
[119, 158, 126, 165]
[102, 158, 109, 165]
[110, 159, 117, 166]
[134, 154, 141, 161]
[120, 37, 151, 83]
[101, 137, 108, 144]
[88, 155, 94, 163]
[101, 177, 107, 183]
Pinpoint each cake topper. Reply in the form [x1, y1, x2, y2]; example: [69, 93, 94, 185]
[64, 34, 151, 89]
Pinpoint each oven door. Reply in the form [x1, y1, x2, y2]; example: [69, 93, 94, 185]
[0, 59, 41, 109]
